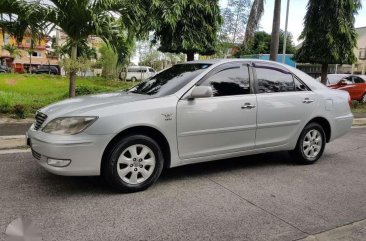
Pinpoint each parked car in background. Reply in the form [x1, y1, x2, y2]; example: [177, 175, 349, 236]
[27, 59, 353, 192]
[326, 75, 366, 103]
[34, 65, 59, 75]
[316, 74, 349, 86]
[120, 66, 156, 81]
[0, 65, 9, 73]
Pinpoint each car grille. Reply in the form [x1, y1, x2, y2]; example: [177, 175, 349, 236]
[31, 149, 41, 160]
[34, 112, 47, 130]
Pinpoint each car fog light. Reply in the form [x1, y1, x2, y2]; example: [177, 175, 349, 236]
[47, 158, 71, 167]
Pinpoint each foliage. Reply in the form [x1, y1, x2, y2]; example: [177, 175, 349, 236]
[294, 0, 362, 84]
[59, 57, 92, 76]
[220, 0, 251, 44]
[55, 41, 97, 60]
[235, 31, 296, 56]
[153, 0, 223, 60]
[243, 0, 265, 45]
[295, 0, 361, 65]
[0, 0, 143, 97]
[2, 44, 22, 58]
[0, 74, 135, 118]
[96, 44, 119, 78]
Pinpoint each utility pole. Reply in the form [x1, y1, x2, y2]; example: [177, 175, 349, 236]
[282, 0, 290, 64]
[270, 0, 281, 61]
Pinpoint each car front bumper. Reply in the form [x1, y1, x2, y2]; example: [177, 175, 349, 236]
[27, 125, 113, 176]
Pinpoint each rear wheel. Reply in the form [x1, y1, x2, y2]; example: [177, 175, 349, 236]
[291, 123, 326, 165]
[362, 93, 366, 103]
[103, 135, 164, 192]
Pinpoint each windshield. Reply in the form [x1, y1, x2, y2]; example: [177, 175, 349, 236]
[128, 64, 211, 96]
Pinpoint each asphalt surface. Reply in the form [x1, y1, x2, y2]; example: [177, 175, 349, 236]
[0, 123, 32, 136]
[1, 128, 366, 241]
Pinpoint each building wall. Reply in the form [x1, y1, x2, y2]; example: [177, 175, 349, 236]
[0, 30, 58, 66]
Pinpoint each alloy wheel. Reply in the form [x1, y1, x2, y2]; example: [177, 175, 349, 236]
[302, 129, 322, 159]
[117, 144, 156, 184]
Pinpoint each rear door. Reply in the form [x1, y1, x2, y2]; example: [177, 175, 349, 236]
[253, 62, 317, 148]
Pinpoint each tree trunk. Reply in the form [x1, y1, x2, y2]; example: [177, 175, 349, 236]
[186, 52, 195, 61]
[269, 0, 281, 61]
[69, 44, 77, 98]
[29, 55, 32, 74]
[320, 63, 328, 85]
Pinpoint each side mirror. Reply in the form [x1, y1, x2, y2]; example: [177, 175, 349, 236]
[188, 86, 213, 99]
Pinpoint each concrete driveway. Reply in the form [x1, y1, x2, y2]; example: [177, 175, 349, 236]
[1, 128, 366, 241]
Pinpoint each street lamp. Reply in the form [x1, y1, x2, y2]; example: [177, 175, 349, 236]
[282, 0, 290, 64]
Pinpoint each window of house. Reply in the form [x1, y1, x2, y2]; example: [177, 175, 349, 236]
[199, 65, 251, 97]
[29, 52, 41, 57]
[4, 34, 10, 45]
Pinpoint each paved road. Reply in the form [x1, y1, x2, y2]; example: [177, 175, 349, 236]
[1, 129, 366, 241]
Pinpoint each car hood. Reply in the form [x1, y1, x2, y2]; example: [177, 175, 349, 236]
[40, 91, 152, 117]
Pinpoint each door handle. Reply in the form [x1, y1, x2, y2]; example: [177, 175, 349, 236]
[241, 103, 256, 109]
[302, 98, 314, 104]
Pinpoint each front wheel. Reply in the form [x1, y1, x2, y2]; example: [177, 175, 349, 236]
[291, 123, 326, 165]
[362, 93, 366, 103]
[103, 135, 164, 192]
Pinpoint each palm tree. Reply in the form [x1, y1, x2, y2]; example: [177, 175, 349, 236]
[243, 0, 265, 46]
[269, 0, 281, 61]
[243, 0, 282, 61]
[1, 0, 142, 97]
[2, 44, 22, 71]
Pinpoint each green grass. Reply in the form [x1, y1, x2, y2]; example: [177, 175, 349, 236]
[0, 73, 135, 118]
[351, 101, 366, 114]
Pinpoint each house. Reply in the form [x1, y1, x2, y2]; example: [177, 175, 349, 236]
[0, 29, 59, 73]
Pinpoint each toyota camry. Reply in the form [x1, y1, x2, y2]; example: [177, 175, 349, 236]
[27, 59, 353, 192]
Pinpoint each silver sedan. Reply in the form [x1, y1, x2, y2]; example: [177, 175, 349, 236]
[27, 59, 353, 192]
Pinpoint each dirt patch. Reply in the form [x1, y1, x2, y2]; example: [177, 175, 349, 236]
[5, 79, 17, 86]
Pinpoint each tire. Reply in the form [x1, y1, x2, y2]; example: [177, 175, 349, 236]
[131, 77, 137, 82]
[291, 123, 326, 165]
[103, 135, 164, 192]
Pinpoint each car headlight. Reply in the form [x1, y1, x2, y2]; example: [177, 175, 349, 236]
[42, 116, 98, 135]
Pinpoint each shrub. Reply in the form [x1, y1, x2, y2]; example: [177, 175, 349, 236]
[12, 104, 26, 119]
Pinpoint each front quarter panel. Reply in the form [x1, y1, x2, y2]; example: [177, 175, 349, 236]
[83, 95, 181, 167]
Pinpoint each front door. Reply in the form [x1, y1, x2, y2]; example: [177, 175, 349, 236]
[177, 63, 257, 159]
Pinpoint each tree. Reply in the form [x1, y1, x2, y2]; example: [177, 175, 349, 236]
[154, 0, 223, 61]
[236, 31, 296, 56]
[1, 0, 142, 97]
[97, 43, 118, 78]
[269, 0, 281, 61]
[243, 0, 265, 45]
[2, 44, 22, 70]
[295, 0, 362, 84]
[221, 0, 251, 44]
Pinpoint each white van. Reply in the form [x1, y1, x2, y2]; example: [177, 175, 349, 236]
[120, 66, 156, 81]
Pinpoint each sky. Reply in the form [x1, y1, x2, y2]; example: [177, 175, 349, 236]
[220, 0, 366, 45]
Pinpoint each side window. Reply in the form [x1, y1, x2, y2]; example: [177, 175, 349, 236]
[255, 67, 295, 93]
[354, 77, 365, 84]
[199, 65, 250, 97]
[345, 77, 354, 84]
[294, 78, 308, 91]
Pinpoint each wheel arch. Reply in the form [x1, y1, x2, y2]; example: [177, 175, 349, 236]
[101, 126, 171, 172]
[306, 117, 331, 143]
